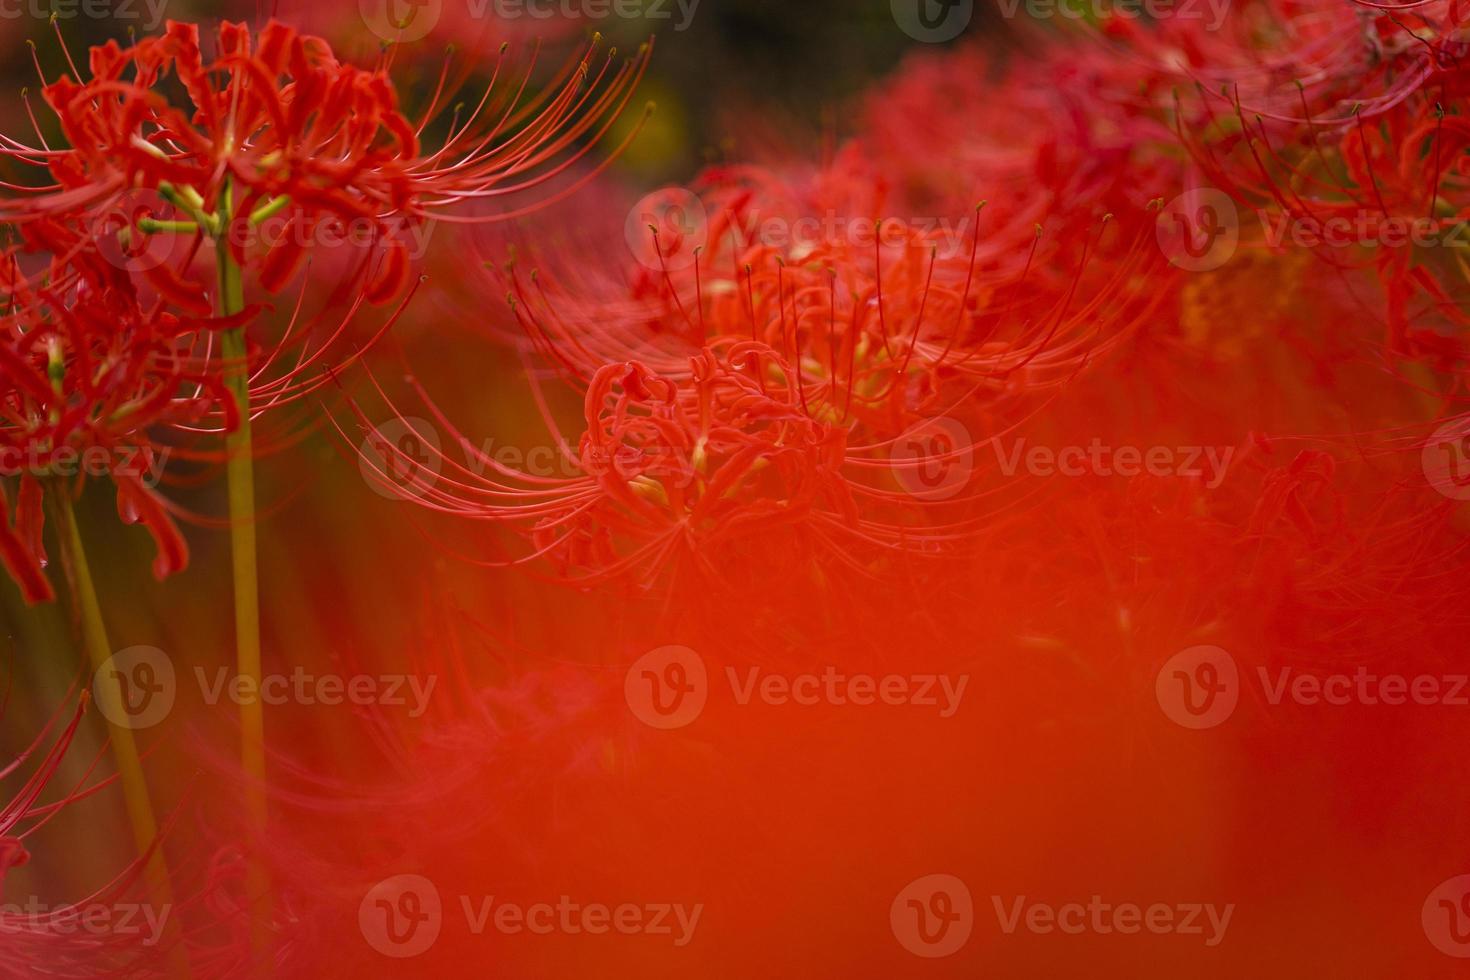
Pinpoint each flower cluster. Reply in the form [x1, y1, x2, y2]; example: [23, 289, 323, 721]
[358, 343, 925, 587]
[1113, 0, 1470, 364]
[0, 694, 186, 977]
[370, 52, 1177, 590]
[4, 20, 650, 287]
[0, 18, 649, 601]
[0, 248, 248, 600]
[341, 0, 1470, 624]
[9, 7, 1470, 975]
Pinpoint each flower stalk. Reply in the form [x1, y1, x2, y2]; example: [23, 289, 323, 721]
[213, 186, 273, 963]
[48, 484, 187, 975]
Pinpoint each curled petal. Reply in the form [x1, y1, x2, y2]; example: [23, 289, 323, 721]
[364, 238, 410, 306]
[114, 474, 189, 581]
[259, 213, 310, 293]
[0, 480, 52, 604]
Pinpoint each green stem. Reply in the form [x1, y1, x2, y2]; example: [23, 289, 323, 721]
[215, 203, 272, 968]
[50, 486, 189, 977]
[138, 219, 201, 235]
[248, 194, 291, 225]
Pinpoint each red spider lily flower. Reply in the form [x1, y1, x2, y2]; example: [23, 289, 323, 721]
[0, 693, 171, 976]
[347, 342, 986, 590]
[858, 38, 1177, 225]
[1, 17, 654, 470]
[0, 695, 94, 885]
[1, 18, 653, 302]
[480, 164, 1172, 444]
[853, 2, 1470, 372]
[1194, 86, 1470, 359]
[0, 691, 257, 976]
[1106, 1, 1470, 361]
[0, 250, 246, 602]
[1115, 0, 1467, 122]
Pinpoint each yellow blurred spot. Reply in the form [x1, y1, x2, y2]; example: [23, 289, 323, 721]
[608, 81, 688, 176]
